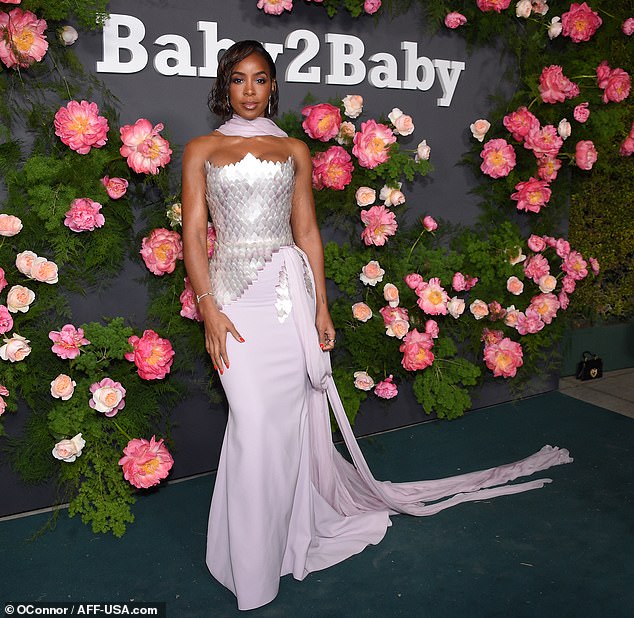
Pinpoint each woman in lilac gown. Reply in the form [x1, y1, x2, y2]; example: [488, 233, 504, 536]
[181, 40, 572, 611]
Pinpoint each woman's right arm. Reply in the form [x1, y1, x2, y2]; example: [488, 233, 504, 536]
[181, 140, 243, 374]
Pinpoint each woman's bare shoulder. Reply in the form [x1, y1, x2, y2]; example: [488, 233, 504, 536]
[286, 137, 311, 163]
[183, 132, 224, 164]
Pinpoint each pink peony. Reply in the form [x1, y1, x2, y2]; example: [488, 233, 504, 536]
[125, 329, 175, 380]
[404, 273, 424, 291]
[503, 107, 539, 142]
[477, 0, 511, 12]
[89, 377, 126, 417]
[527, 234, 547, 252]
[573, 102, 590, 123]
[353, 120, 396, 169]
[558, 291, 570, 310]
[515, 308, 545, 335]
[561, 2, 602, 43]
[539, 66, 580, 104]
[301, 103, 342, 142]
[360, 205, 398, 246]
[379, 305, 409, 327]
[364, 0, 381, 14]
[0, 213, 23, 236]
[49, 324, 90, 359]
[562, 275, 577, 293]
[0, 268, 6, 294]
[0, 306, 13, 335]
[118, 435, 174, 489]
[0, 8, 48, 69]
[422, 215, 438, 232]
[562, 250, 588, 280]
[620, 123, 634, 156]
[445, 11, 467, 28]
[596, 60, 611, 88]
[180, 277, 202, 322]
[575, 140, 598, 170]
[555, 238, 571, 258]
[601, 67, 631, 104]
[54, 101, 109, 155]
[524, 124, 563, 159]
[140, 228, 183, 276]
[524, 254, 550, 283]
[482, 328, 504, 345]
[529, 292, 560, 324]
[623, 18, 634, 36]
[511, 177, 552, 214]
[312, 146, 353, 190]
[480, 139, 516, 178]
[101, 176, 128, 200]
[399, 329, 435, 371]
[416, 277, 448, 315]
[64, 198, 105, 232]
[120, 119, 172, 175]
[537, 156, 562, 182]
[589, 257, 600, 275]
[0, 384, 8, 416]
[257, 0, 293, 15]
[374, 375, 398, 399]
[425, 319, 440, 339]
[484, 338, 523, 378]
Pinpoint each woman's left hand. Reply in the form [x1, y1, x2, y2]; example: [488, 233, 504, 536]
[316, 310, 336, 352]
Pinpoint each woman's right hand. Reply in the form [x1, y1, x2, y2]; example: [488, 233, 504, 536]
[201, 308, 244, 374]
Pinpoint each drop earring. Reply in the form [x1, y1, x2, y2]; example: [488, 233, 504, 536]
[267, 96, 271, 116]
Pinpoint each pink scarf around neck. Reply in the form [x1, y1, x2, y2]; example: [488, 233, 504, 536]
[216, 114, 288, 138]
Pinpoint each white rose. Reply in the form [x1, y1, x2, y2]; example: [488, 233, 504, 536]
[52, 433, 85, 462]
[15, 250, 38, 276]
[59, 25, 78, 46]
[415, 140, 431, 161]
[355, 186, 376, 207]
[516, 0, 532, 18]
[342, 94, 363, 118]
[353, 371, 374, 391]
[557, 118, 571, 140]
[91, 386, 124, 414]
[470, 119, 491, 142]
[548, 16, 562, 39]
[379, 183, 405, 206]
[0, 333, 32, 362]
[447, 296, 466, 319]
[6, 285, 35, 313]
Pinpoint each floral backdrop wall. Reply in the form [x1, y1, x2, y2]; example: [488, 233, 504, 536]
[0, 0, 632, 535]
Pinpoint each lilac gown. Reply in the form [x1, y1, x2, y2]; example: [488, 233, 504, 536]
[204, 152, 572, 611]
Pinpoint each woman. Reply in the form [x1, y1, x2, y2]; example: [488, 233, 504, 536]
[182, 40, 572, 611]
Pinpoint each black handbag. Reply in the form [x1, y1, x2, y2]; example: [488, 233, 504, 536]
[575, 351, 603, 381]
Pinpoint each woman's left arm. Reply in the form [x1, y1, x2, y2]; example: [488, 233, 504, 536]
[289, 139, 336, 351]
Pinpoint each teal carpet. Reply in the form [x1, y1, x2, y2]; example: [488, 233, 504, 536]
[1, 392, 632, 617]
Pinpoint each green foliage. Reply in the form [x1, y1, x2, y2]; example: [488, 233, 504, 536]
[18, 1, 109, 29]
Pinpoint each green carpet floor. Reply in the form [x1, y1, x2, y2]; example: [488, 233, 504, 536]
[1, 392, 632, 617]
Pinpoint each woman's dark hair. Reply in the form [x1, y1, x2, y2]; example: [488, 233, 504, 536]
[209, 40, 279, 120]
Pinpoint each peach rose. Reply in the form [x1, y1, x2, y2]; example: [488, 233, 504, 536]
[353, 370, 375, 391]
[385, 319, 408, 339]
[15, 250, 37, 276]
[360, 260, 385, 286]
[469, 299, 489, 320]
[0, 213, 23, 237]
[538, 274, 558, 293]
[388, 108, 415, 136]
[52, 433, 85, 463]
[379, 183, 405, 207]
[506, 276, 524, 296]
[0, 333, 31, 362]
[166, 202, 182, 228]
[6, 285, 35, 313]
[90, 377, 126, 417]
[50, 374, 76, 400]
[504, 305, 520, 327]
[352, 302, 373, 322]
[30, 257, 59, 284]
[470, 119, 491, 142]
[382, 283, 399, 307]
[355, 186, 376, 207]
[342, 94, 363, 118]
[336, 121, 356, 145]
[508, 246, 527, 265]
[415, 139, 431, 162]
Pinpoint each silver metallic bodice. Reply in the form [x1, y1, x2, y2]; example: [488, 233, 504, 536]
[205, 152, 296, 307]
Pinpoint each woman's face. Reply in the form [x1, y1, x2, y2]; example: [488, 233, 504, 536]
[228, 52, 274, 120]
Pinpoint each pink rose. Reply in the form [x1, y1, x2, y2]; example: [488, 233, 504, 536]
[15, 250, 37, 276]
[0, 213, 23, 237]
[404, 273, 424, 291]
[0, 8, 48, 70]
[573, 102, 590, 123]
[125, 329, 175, 380]
[416, 277, 448, 315]
[374, 375, 398, 399]
[447, 297, 465, 319]
[52, 433, 85, 463]
[388, 108, 415, 136]
[524, 125, 563, 159]
[54, 100, 109, 155]
[49, 324, 90, 359]
[0, 306, 14, 335]
[422, 215, 438, 232]
[360, 205, 398, 246]
[50, 374, 76, 400]
[360, 260, 385, 286]
[312, 146, 353, 190]
[602, 67, 631, 104]
[101, 176, 129, 200]
[301, 103, 342, 142]
[537, 156, 562, 182]
[488, 301, 507, 322]
[120, 119, 172, 175]
[562, 250, 588, 280]
[511, 177, 552, 214]
[539, 66, 580, 104]
[561, 2, 602, 43]
[90, 377, 126, 417]
[477, 0, 511, 12]
[364, 0, 381, 15]
[30, 257, 59, 284]
[527, 234, 547, 252]
[0, 333, 31, 362]
[532, 1, 549, 16]
[529, 293, 560, 324]
[503, 107, 539, 142]
[484, 337, 523, 378]
[140, 228, 183, 276]
[352, 302, 373, 322]
[524, 254, 550, 283]
[555, 238, 571, 258]
[399, 329, 435, 371]
[355, 186, 376, 207]
[64, 198, 105, 232]
[383, 283, 399, 307]
[589, 257, 600, 275]
[469, 299, 489, 320]
[575, 140, 598, 170]
[6, 285, 35, 313]
[353, 371, 375, 391]
[506, 276, 524, 296]
[118, 435, 174, 488]
[470, 119, 491, 142]
[515, 308, 545, 335]
[353, 120, 396, 169]
[480, 139, 516, 178]
[623, 18, 634, 36]
[342, 95, 363, 119]
[445, 12, 467, 28]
